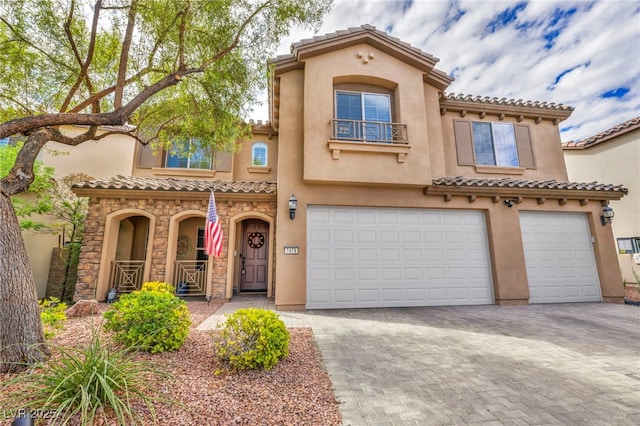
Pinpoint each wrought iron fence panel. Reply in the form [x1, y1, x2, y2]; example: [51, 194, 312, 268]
[110, 260, 145, 293]
[174, 260, 207, 296]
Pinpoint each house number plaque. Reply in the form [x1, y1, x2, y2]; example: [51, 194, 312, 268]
[284, 246, 299, 255]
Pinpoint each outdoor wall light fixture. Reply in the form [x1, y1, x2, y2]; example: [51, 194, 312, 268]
[600, 205, 614, 226]
[503, 198, 518, 208]
[288, 194, 298, 220]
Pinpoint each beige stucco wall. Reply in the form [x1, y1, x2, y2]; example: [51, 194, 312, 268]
[40, 128, 136, 179]
[564, 130, 640, 282]
[300, 44, 432, 186]
[232, 133, 278, 182]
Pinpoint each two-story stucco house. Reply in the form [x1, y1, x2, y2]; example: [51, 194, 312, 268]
[72, 25, 627, 309]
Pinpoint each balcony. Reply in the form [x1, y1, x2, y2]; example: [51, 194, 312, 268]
[331, 119, 408, 143]
[328, 119, 411, 163]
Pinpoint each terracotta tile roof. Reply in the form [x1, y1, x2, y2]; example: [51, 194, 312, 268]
[441, 93, 574, 112]
[73, 175, 277, 194]
[562, 116, 640, 148]
[432, 176, 628, 194]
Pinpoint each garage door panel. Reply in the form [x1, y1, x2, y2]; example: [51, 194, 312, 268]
[382, 288, 402, 302]
[520, 212, 601, 304]
[307, 206, 494, 308]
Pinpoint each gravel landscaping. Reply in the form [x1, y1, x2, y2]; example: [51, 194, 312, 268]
[1, 301, 341, 425]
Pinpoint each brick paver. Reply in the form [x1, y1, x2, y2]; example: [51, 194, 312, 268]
[200, 300, 640, 425]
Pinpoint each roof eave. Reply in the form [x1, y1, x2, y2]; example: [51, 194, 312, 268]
[439, 98, 573, 123]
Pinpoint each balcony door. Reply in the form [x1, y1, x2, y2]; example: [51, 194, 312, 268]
[335, 91, 392, 141]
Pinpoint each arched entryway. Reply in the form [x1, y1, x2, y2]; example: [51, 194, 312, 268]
[96, 209, 155, 300]
[166, 213, 209, 297]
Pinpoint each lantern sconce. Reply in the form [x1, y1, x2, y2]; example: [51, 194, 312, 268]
[503, 198, 518, 208]
[288, 194, 298, 220]
[600, 205, 614, 226]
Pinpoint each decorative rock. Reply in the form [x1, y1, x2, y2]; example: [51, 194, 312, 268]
[66, 299, 100, 317]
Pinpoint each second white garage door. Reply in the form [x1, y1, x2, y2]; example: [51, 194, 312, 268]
[306, 206, 494, 309]
[520, 211, 601, 303]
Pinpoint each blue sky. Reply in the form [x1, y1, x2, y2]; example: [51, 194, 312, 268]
[253, 0, 639, 143]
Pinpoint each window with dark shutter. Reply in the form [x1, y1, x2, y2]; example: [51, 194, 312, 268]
[453, 120, 536, 169]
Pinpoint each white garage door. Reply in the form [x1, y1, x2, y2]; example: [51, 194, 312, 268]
[306, 206, 494, 309]
[520, 211, 601, 303]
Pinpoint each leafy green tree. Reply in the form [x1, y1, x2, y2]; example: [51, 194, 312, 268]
[0, 0, 332, 372]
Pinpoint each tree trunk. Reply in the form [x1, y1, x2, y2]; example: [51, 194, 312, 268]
[0, 192, 49, 373]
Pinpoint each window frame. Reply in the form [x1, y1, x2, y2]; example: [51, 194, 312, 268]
[617, 237, 640, 254]
[334, 90, 393, 142]
[471, 121, 519, 167]
[251, 142, 268, 167]
[453, 119, 536, 169]
[165, 140, 213, 170]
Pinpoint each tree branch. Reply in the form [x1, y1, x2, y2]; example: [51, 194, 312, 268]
[177, 3, 189, 70]
[0, 17, 74, 73]
[114, 0, 137, 109]
[67, 67, 161, 113]
[1, 127, 98, 196]
[60, 0, 101, 113]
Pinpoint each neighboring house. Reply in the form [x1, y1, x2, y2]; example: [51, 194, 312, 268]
[18, 127, 136, 298]
[72, 25, 627, 309]
[563, 117, 640, 284]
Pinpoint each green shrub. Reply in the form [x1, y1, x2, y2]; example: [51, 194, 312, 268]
[212, 308, 290, 371]
[0, 331, 171, 425]
[103, 282, 191, 353]
[39, 297, 67, 339]
[141, 281, 175, 294]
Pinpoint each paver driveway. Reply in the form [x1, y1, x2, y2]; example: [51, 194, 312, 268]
[284, 303, 640, 425]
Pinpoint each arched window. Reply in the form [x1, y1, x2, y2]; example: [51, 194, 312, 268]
[252, 143, 268, 167]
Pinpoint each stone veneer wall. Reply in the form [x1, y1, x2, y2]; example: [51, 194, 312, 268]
[46, 247, 78, 300]
[74, 196, 277, 301]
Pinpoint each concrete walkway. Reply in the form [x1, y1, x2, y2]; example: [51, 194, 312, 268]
[199, 298, 640, 425]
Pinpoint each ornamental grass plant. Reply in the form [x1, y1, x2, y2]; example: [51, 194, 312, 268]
[0, 330, 172, 425]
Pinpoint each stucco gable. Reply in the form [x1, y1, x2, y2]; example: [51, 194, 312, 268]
[271, 24, 453, 90]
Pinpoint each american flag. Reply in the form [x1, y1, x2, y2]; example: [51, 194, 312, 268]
[204, 191, 223, 257]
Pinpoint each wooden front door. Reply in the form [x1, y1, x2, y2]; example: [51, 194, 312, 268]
[240, 220, 269, 292]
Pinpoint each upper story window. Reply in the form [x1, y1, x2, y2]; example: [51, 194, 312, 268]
[252, 143, 268, 166]
[472, 122, 519, 167]
[166, 140, 212, 170]
[453, 120, 535, 169]
[335, 91, 394, 142]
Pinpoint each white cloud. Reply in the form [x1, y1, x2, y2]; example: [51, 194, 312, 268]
[250, 0, 639, 142]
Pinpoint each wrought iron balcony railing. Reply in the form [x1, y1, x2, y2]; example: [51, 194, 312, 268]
[331, 119, 408, 144]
